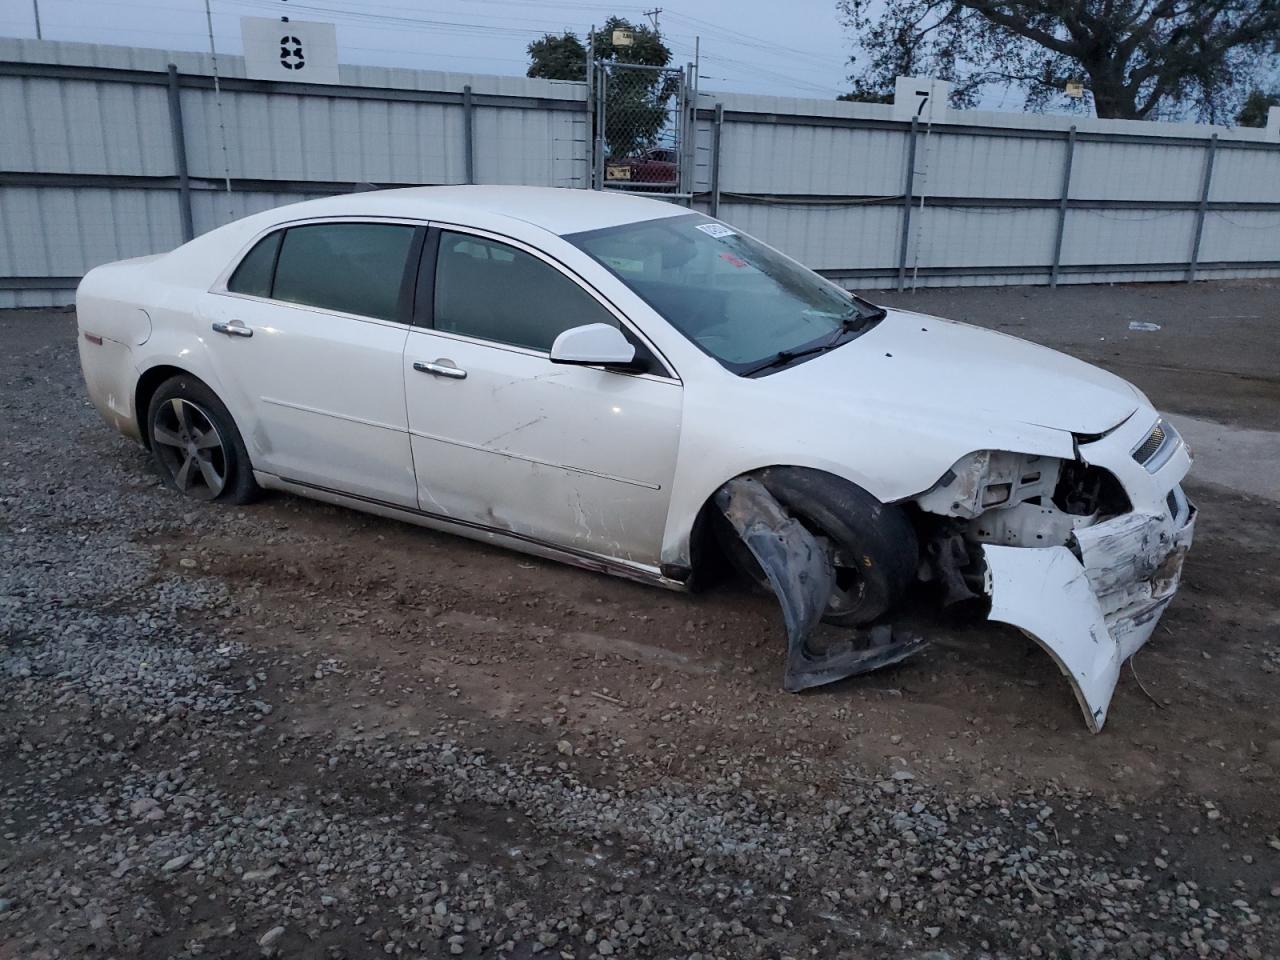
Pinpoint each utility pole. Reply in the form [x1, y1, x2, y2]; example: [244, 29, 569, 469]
[32, 0, 42, 40]
[643, 7, 661, 31]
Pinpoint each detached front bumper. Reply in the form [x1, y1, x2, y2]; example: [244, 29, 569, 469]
[984, 499, 1194, 732]
[980, 410, 1196, 732]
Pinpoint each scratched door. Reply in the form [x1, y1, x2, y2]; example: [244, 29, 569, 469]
[402, 328, 682, 566]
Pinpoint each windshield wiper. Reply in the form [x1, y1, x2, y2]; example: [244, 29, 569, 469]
[825, 305, 885, 345]
[741, 306, 886, 377]
[740, 343, 831, 376]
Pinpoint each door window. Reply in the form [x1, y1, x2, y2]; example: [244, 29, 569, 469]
[271, 223, 417, 322]
[433, 232, 617, 352]
[227, 231, 281, 298]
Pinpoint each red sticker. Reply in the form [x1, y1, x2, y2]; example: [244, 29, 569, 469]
[719, 252, 747, 268]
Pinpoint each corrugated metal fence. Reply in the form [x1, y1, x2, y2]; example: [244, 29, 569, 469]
[0, 38, 589, 306]
[3, 38, 1280, 305]
[691, 93, 1280, 289]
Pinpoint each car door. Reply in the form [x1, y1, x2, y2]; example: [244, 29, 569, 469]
[202, 219, 424, 507]
[403, 227, 683, 568]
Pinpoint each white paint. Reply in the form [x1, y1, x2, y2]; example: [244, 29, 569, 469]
[76, 186, 1198, 732]
[549, 324, 635, 366]
[982, 409, 1195, 732]
[241, 17, 340, 85]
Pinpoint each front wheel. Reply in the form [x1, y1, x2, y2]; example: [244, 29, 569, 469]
[716, 468, 918, 626]
[146, 375, 259, 504]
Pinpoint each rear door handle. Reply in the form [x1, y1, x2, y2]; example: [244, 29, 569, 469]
[413, 359, 467, 380]
[211, 320, 253, 338]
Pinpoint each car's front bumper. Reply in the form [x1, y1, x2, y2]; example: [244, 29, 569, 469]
[983, 499, 1194, 732]
[981, 410, 1195, 732]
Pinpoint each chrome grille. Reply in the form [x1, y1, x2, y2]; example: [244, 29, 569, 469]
[1132, 421, 1166, 465]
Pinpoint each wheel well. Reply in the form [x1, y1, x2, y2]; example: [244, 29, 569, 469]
[687, 465, 913, 590]
[134, 365, 189, 448]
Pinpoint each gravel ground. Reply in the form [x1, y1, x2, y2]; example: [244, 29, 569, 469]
[2, 282, 1279, 960]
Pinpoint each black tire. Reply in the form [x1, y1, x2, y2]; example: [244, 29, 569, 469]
[146, 375, 259, 505]
[715, 467, 918, 626]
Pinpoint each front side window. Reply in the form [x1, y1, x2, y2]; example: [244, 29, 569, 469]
[269, 223, 417, 322]
[567, 213, 882, 375]
[432, 232, 619, 352]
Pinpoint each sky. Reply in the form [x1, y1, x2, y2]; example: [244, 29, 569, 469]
[0, 0, 859, 99]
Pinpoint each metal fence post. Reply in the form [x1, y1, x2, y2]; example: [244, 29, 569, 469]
[166, 63, 194, 242]
[462, 84, 475, 185]
[896, 116, 919, 293]
[584, 38, 594, 189]
[593, 67, 606, 191]
[1187, 133, 1217, 283]
[709, 102, 724, 218]
[1049, 125, 1076, 288]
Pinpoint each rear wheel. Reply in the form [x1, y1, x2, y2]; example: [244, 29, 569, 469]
[716, 468, 918, 626]
[147, 376, 259, 504]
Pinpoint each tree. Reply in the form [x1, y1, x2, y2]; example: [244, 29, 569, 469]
[838, 1, 1280, 121]
[526, 17, 678, 158]
[1236, 87, 1279, 126]
[526, 32, 586, 82]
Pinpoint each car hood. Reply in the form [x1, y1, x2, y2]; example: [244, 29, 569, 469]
[769, 308, 1141, 436]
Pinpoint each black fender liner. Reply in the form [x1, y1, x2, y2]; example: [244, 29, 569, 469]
[714, 475, 926, 692]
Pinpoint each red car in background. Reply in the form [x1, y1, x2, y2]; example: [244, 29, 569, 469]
[605, 147, 679, 188]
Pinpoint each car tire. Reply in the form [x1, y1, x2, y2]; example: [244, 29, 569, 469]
[716, 467, 918, 626]
[146, 375, 259, 505]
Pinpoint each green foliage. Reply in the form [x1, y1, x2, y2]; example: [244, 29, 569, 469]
[1236, 88, 1279, 126]
[526, 32, 586, 82]
[839, 1, 1280, 121]
[527, 16, 678, 159]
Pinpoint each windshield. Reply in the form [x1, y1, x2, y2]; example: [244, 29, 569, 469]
[567, 213, 882, 375]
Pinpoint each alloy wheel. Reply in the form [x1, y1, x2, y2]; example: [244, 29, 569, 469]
[151, 398, 227, 500]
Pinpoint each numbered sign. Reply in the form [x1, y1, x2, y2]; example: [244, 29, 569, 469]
[242, 17, 340, 84]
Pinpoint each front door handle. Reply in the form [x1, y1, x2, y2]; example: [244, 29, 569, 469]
[211, 320, 253, 338]
[413, 359, 467, 380]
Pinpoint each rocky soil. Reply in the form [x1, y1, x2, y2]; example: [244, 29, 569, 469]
[2, 284, 1278, 959]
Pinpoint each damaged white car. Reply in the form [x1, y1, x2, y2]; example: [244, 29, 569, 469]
[76, 186, 1194, 731]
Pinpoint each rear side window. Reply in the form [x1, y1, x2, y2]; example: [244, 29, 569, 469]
[227, 231, 281, 298]
[433, 232, 617, 352]
[271, 223, 418, 322]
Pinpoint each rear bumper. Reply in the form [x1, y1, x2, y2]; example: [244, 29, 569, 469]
[983, 495, 1194, 733]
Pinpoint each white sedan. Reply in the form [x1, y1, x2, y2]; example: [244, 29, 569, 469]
[77, 186, 1194, 731]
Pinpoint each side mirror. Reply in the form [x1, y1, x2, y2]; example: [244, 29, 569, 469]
[549, 323, 637, 368]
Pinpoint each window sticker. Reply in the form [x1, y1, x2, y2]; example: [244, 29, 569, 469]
[695, 222, 736, 239]
[602, 255, 646, 274]
[719, 252, 748, 268]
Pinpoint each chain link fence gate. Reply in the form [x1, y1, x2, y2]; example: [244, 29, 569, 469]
[589, 59, 691, 196]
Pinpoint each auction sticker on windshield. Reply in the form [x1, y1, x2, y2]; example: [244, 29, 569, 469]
[695, 223, 736, 239]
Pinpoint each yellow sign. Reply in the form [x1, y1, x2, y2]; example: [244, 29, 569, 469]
[606, 164, 632, 181]
[1065, 82, 1084, 98]
[612, 29, 635, 46]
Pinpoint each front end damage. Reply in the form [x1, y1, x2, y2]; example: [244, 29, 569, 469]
[714, 477, 927, 691]
[916, 413, 1195, 732]
[714, 411, 1194, 733]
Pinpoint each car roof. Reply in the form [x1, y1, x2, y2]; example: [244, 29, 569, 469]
[262, 185, 691, 237]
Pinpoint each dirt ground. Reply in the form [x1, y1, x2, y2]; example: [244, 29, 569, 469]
[2, 280, 1278, 960]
